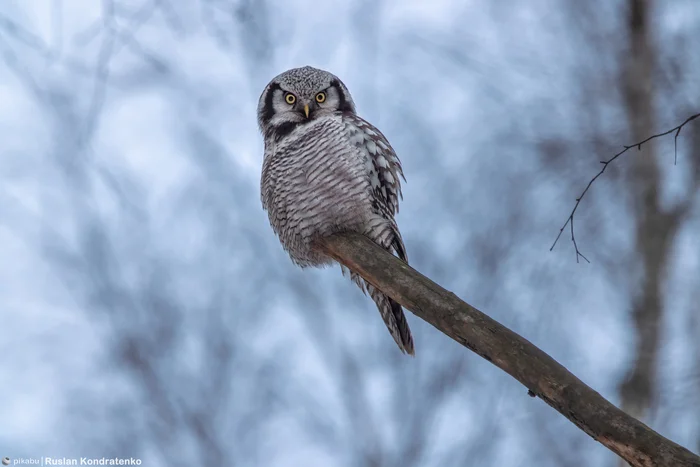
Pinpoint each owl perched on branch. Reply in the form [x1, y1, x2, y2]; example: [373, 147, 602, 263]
[258, 66, 414, 355]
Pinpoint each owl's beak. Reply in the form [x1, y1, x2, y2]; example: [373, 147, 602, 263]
[303, 104, 310, 118]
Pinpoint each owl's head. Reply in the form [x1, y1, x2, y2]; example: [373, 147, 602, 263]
[257, 66, 356, 137]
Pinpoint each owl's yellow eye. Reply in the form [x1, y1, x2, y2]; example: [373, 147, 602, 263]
[285, 93, 296, 105]
[315, 92, 326, 103]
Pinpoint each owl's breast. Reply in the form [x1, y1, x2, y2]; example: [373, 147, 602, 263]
[261, 116, 375, 264]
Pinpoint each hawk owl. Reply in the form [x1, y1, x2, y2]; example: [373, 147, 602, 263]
[258, 66, 414, 355]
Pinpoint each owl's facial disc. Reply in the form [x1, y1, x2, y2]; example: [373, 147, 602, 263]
[257, 66, 357, 136]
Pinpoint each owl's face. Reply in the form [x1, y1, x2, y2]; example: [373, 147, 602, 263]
[257, 66, 356, 137]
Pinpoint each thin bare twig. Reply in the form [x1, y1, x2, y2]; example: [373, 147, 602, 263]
[550, 112, 700, 260]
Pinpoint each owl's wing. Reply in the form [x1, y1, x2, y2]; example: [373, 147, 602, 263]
[260, 145, 288, 238]
[343, 113, 407, 261]
[260, 147, 274, 212]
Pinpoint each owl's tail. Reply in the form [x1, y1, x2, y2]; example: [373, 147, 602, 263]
[342, 225, 414, 355]
[366, 281, 415, 355]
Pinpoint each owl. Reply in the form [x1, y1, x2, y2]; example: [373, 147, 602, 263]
[258, 66, 414, 355]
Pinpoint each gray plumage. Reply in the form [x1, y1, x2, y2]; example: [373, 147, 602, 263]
[257, 66, 414, 355]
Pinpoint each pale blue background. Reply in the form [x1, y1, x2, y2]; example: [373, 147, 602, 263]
[1, 1, 698, 466]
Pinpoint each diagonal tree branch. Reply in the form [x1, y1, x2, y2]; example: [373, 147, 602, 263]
[550, 112, 700, 262]
[316, 233, 700, 467]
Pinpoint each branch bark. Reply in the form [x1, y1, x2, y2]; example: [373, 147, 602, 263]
[316, 233, 700, 467]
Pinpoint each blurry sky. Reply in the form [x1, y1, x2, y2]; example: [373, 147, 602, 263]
[1, 1, 699, 466]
